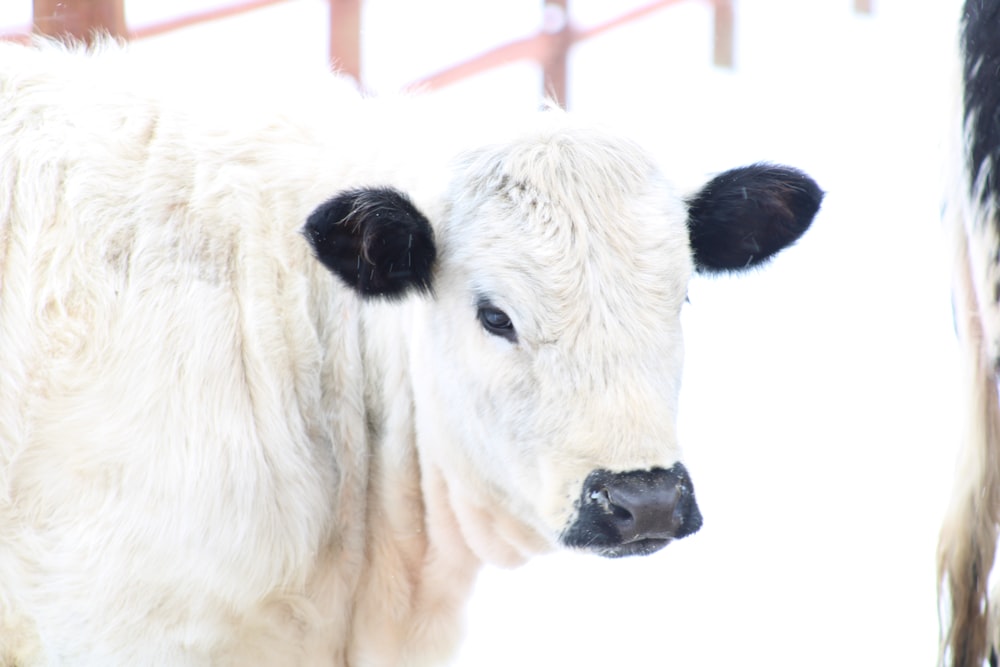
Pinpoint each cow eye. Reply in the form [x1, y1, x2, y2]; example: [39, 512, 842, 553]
[477, 304, 517, 343]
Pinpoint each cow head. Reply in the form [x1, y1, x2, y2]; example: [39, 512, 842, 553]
[304, 123, 822, 566]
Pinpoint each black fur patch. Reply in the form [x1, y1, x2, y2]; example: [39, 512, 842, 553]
[686, 163, 823, 273]
[963, 0, 1000, 205]
[303, 187, 436, 299]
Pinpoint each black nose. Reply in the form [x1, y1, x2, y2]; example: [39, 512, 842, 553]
[560, 463, 702, 557]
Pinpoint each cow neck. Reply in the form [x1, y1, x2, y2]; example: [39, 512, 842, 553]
[348, 298, 480, 665]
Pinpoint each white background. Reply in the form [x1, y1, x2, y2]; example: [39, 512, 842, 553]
[1, 1, 967, 664]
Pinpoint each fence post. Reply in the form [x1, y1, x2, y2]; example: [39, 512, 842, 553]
[33, 0, 126, 43]
[329, 0, 361, 84]
[712, 0, 733, 68]
[542, 0, 571, 107]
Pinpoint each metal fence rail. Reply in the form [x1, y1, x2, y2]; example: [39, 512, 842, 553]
[1, 0, 872, 106]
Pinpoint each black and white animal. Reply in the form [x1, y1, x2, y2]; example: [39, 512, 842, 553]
[940, 2, 1000, 666]
[0, 41, 821, 666]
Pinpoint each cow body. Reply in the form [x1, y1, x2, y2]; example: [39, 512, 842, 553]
[941, 3, 1000, 666]
[0, 42, 820, 666]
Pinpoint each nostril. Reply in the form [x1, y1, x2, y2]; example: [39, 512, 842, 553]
[591, 486, 634, 523]
[589, 487, 611, 509]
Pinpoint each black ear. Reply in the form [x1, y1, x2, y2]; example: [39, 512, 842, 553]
[686, 164, 823, 273]
[303, 187, 436, 299]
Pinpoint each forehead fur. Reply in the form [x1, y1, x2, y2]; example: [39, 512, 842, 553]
[439, 117, 693, 348]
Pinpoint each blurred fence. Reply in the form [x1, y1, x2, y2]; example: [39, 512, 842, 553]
[0, 0, 872, 106]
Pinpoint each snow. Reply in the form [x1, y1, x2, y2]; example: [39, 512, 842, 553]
[1, 0, 967, 664]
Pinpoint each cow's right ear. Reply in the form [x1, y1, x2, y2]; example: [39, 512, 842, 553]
[303, 186, 436, 299]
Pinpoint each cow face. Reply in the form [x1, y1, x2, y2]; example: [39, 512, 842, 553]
[305, 123, 822, 565]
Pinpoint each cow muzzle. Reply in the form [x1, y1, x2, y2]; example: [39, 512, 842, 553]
[560, 463, 702, 558]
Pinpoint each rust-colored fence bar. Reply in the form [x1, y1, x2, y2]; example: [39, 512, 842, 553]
[329, 0, 361, 82]
[404, 35, 547, 94]
[541, 0, 571, 105]
[33, 0, 126, 43]
[0, 30, 31, 44]
[16, 0, 291, 43]
[129, 0, 290, 40]
[9, 0, 733, 109]
[712, 0, 733, 67]
[573, 0, 689, 41]
[407, 0, 730, 104]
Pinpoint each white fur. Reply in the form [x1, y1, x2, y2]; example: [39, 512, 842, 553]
[939, 32, 1000, 666]
[0, 41, 696, 666]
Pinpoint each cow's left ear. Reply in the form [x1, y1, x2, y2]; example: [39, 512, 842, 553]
[685, 163, 823, 273]
[303, 186, 436, 299]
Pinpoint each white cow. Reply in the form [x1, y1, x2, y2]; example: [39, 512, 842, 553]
[0, 41, 822, 666]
